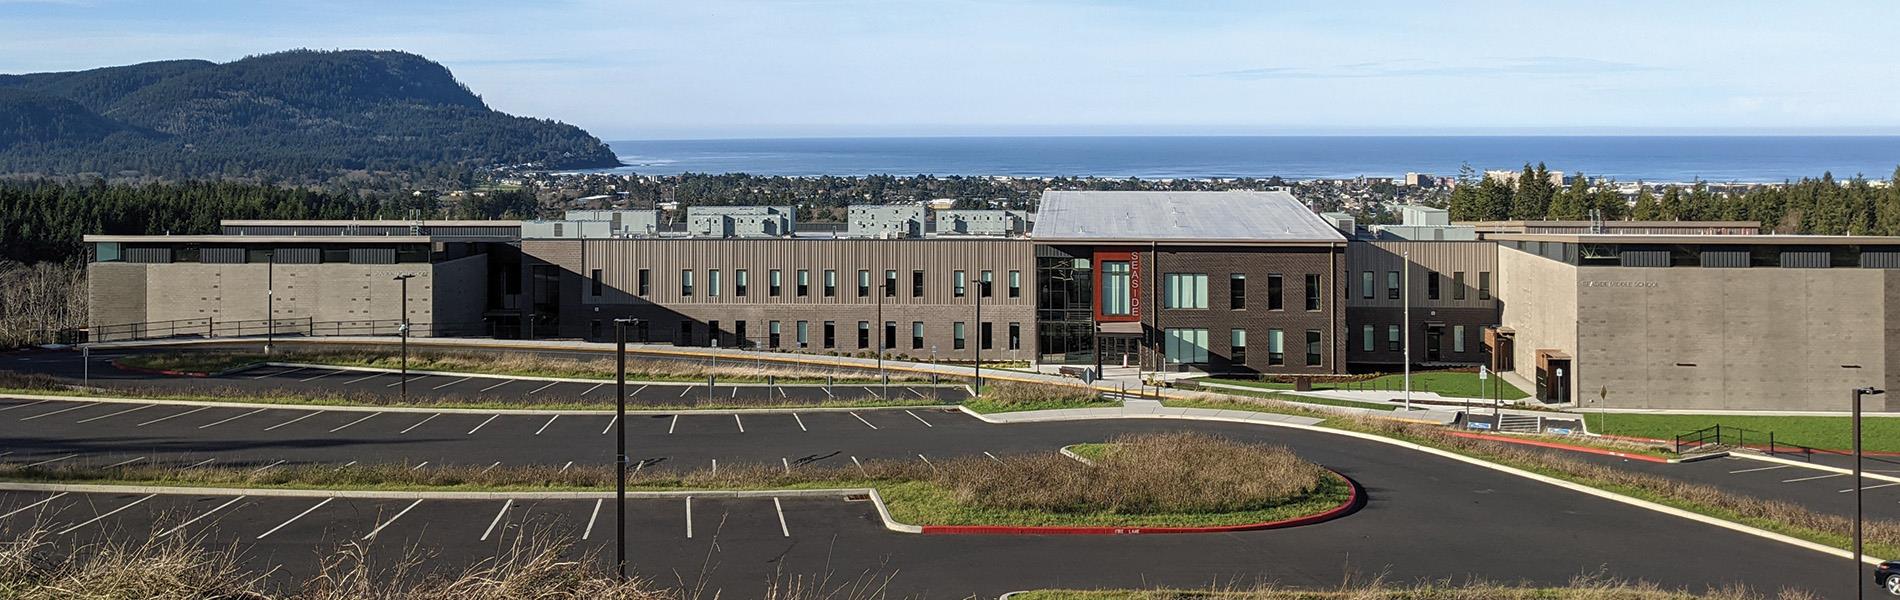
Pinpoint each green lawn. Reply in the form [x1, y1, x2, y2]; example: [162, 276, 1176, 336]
[1208, 371, 1528, 400]
[1585, 412, 1900, 453]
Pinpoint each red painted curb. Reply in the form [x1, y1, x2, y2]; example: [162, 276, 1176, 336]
[1448, 431, 1671, 463]
[917, 469, 1361, 535]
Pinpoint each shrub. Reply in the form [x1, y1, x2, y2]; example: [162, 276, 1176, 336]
[940, 432, 1328, 514]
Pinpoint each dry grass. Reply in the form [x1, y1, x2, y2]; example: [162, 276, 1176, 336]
[1015, 574, 1821, 600]
[942, 432, 1326, 514]
[964, 381, 1113, 413]
[121, 349, 929, 383]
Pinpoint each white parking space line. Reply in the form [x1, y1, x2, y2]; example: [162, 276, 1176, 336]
[535, 415, 559, 435]
[528, 382, 559, 395]
[821, 387, 834, 399]
[793, 413, 807, 432]
[0, 400, 51, 412]
[157, 495, 244, 537]
[850, 456, 865, 476]
[582, 383, 604, 396]
[684, 497, 693, 538]
[679, 387, 693, 398]
[481, 500, 514, 541]
[773, 497, 790, 537]
[103, 456, 145, 468]
[433, 377, 472, 390]
[849, 412, 878, 429]
[137, 406, 210, 427]
[1729, 465, 1789, 474]
[342, 373, 383, 385]
[907, 387, 927, 399]
[562, 461, 573, 472]
[482, 461, 501, 474]
[399, 413, 440, 434]
[329, 412, 381, 432]
[466, 414, 500, 435]
[254, 367, 304, 379]
[669, 415, 679, 434]
[186, 458, 216, 469]
[1838, 482, 1900, 493]
[918, 454, 936, 472]
[339, 460, 358, 469]
[731, 386, 738, 398]
[385, 375, 424, 388]
[261, 410, 322, 431]
[21, 403, 92, 421]
[77, 404, 153, 423]
[411, 461, 430, 470]
[0, 492, 66, 520]
[364, 499, 423, 540]
[734, 414, 745, 433]
[862, 387, 879, 399]
[629, 385, 648, 397]
[905, 410, 933, 427]
[57, 494, 154, 534]
[23, 454, 77, 468]
[298, 370, 343, 382]
[249, 460, 286, 474]
[600, 416, 617, 435]
[479, 380, 513, 392]
[782, 457, 791, 474]
[582, 499, 603, 540]
[258, 498, 332, 539]
[778, 387, 788, 398]
[1783, 473, 1846, 483]
[983, 451, 1003, 463]
[199, 408, 266, 429]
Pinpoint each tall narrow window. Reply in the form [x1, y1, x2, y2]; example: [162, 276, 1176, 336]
[1267, 274, 1284, 310]
[1479, 271, 1492, 300]
[857, 321, 870, 348]
[1267, 329, 1285, 366]
[952, 322, 966, 350]
[1229, 274, 1246, 310]
[1007, 322, 1021, 350]
[1362, 324, 1375, 352]
[912, 321, 925, 349]
[1163, 273, 1209, 309]
[824, 270, 837, 297]
[1453, 271, 1467, 300]
[885, 270, 897, 297]
[707, 269, 721, 297]
[680, 269, 694, 296]
[1360, 271, 1373, 300]
[1453, 325, 1467, 353]
[1387, 325, 1401, 352]
[796, 269, 810, 297]
[858, 270, 870, 297]
[1231, 329, 1248, 365]
[1306, 330, 1322, 366]
[980, 270, 994, 297]
[953, 270, 967, 297]
[1427, 271, 1440, 300]
[638, 269, 651, 297]
[1387, 271, 1400, 300]
[823, 321, 836, 348]
[734, 321, 746, 347]
[912, 270, 924, 297]
[735, 269, 749, 297]
[980, 321, 993, 350]
[1304, 274, 1321, 311]
[1101, 261, 1132, 315]
[679, 321, 693, 345]
[1008, 270, 1022, 298]
[590, 269, 603, 296]
[795, 321, 809, 347]
[769, 269, 783, 297]
[884, 321, 896, 350]
[768, 320, 781, 347]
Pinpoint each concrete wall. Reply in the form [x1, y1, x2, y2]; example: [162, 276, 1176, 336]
[1495, 246, 1579, 398]
[86, 260, 482, 337]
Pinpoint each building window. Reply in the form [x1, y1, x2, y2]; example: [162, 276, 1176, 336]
[1163, 328, 1209, 364]
[857, 270, 870, 297]
[1362, 324, 1374, 352]
[1453, 271, 1467, 300]
[1304, 274, 1321, 311]
[736, 269, 749, 297]
[1267, 274, 1283, 310]
[768, 320, 781, 348]
[796, 321, 809, 348]
[912, 270, 924, 297]
[707, 269, 721, 297]
[1101, 261, 1132, 315]
[1479, 271, 1492, 300]
[638, 269, 650, 296]
[1306, 330, 1322, 366]
[1163, 273, 1209, 309]
[679, 321, 693, 345]
[857, 321, 870, 349]
[1360, 271, 1373, 300]
[824, 270, 837, 297]
[1386, 271, 1400, 300]
[797, 270, 810, 297]
[1231, 329, 1247, 365]
[1387, 325, 1401, 352]
[769, 269, 783, 297]
[980, 321, 993, 350]
[953, 322, 966, 350]
[885, 270, 897, 297]
[823, 321, 836, 348]
[981, 270, 994, 297]
[1453, 325, 1467, 353]
[734, 321, 747, 347]
[954, 270, 967, 297]
[590, 269, 603, 296]
[1267, 329, 1285, 366]
[1229, 274, 1246, 310]
[1427, 271, 1440, 300]
[913, 321, 926, 349]
[1008, 322, 1021, 350]
[680, 269, 694, 296]
[884, 321, 896, 350]
[1008, 270, 1022, 298]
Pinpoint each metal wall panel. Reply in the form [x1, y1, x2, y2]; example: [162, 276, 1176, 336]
[1862, 251, 1900, 269]
[1780, 251, 1830, 269]
[349, 248, 397, 264]
[1700, 250, 1750, 268]
[273, 248, 322, 264]
[1344, 241, 1498, 309]
[1618, 250, 1671, 268]
[124, 247, 173, 264]
[201, 248, 247, 264]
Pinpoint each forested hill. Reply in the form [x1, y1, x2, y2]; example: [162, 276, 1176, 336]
[0, 49, 621, 182]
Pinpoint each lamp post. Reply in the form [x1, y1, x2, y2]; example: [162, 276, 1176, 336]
[1854, 386, 1885, 599]
[1401, 251, 1412, 411]
[613, 317, 636, 582]
[876, 280, 887, 399]
[265, 249, 275, 354]
[392, 274, 416, 404]
[974, 278, 984, 397]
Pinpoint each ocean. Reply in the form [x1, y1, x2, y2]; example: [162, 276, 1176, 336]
[599, 136, 1900, 183]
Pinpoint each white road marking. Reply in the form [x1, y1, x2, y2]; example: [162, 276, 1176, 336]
[904, 410, 933, 427]
[778, 387, 788, 398]
[862, 386, 879, 399]
[535, 415, 559, 435]
[918, 454, 936, 472]
[1729, 465, 1789, 474]
[629, 385, 648, 397]
[248, 460, 286, 474]
[57, 494, 154, 534]
[466, 414, 500, 435]
[850, 456, 865, 476]
[363, 499, 423, 540]
[849, 412, 878, 429]
[582, 383, 604, 396]
[633, 459, 646, 476]
[528, 382, 559, 395]
[600, 416, 617, 435]
[198, 408, 266, 429]
[481, 461, 501, 474]
[255, 367, 303, 379]
[731, 386, 738, 398]
[21, 403, 92, 421]
[669, 414, 679, 434]
[138, 406, 210, 427]
[384, 375, 422, 388]
[410, 461, 429, 470]
[734, 414, 745, 433]
[1838, 482, 1900, 493]
[399, 413, 440, 434]
[479, 380, 513, 392]
[773, 497, 790, 537]
[821, 387, 834, 398]
[258, 498, 332, 538]
[186, 458, 216, 469]
[328, 412, 381, 432]
[342, 373, 382, 385]
[23, 454, 77, 468]
[561, 461, 573, 472]
[0, 492, 66, 520]
[77, 404, 154, 423]
[983, 451, 1003, 463]
[793, 413, 807, 431]
[679, 386, 693, 398]
[782, 457, 791, 474]
[433, 377, 471, 390]
[0, 400, 51, 412]
[265, 410, 323, 431]
[711, 459, 718, 474]
[157, 496, 244, 537]
[906, 387, 926, 399]
[103, 456, 145, 468]
[339, 460, 358, 469]
[481, 500, 514, 541]
[1782, 473, 1846, 483]
[298, 370, 342, 382]
[582, 499, 602, 540]
[684, 497, 693, 538]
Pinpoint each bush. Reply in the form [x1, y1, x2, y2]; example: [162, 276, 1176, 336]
[940, 432, 1327, 514]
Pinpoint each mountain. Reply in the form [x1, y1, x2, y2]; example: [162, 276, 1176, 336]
[0, 50, 621, 180]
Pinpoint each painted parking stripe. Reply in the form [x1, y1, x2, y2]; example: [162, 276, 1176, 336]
[731, 386, 738, 398]
[562, 461, 573, 472]
[0, 400, 51, 412]
[528, 381, 559, 395]
[481, 461, 501, 474]
[582, 499, 602, 540]
[298, 370, 343, 382]
[0, 492, 66, 520]
[907, 387, 927, 399]
[329, 412, 381, 432]
[600, 416, 617, 435]
[479, 380, 513, 392]
[669, 415, 679, 434]
[629, 385, 648, 397]
[410, 461, 429, 470]
[266, 410, 324, 431]
[862, 386, 879, 399]
[679, 386, 693, 398]
[57, 494, 154, 534]
[157, 496, 244, 537]
[1838, 482, 1900, 493]
[1729, 465, 1789, 474]
[399, 413, 441, 434]
[905, 410, 933, 427]
[466, 414, 499, 435]
[21, 403, 93, 421]
[23, 454, 78, 468]
[1782, 473, 1846, 483]
[385, 375, 426, 388]
[198, 408, 266, 429]
[849, 412, 878, 430]
[918, 454, 936, 472]
[582, 383, 604, 396]
[249, 460, 287, 474]
[480, 500, 513, 541]
[103, 456, 145, 468]
[254, 367, 304, 379]
[850, 456, 865, 476]
[342, 373, 383, 385]
[363, 499, 423, 540]
[684, 497, 693, 538]
[983, 451, 1003, 463]
[258, 498, 332, 539]
[185, 458, 216, 469]
[821, 387, 834, 398]
[535, 415, 559, 435]
[793, 413, 807, 431]
[734, 414, 745, 433]
[138, 406, 210, 427]
[433, 377, 472, 390]
[76, 404, 154, 423]
[773, 497, 790, 537]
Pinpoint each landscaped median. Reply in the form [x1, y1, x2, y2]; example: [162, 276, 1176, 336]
[113, 348, 932, 384]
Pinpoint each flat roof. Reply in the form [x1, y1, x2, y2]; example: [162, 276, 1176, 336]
[85, 235, 435, 243]
[219, 219, 521, 227]
[1491, 233, 1900, 246]
[1031, 191, 1344, 243]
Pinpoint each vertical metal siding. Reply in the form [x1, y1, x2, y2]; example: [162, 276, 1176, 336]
[1780, 251, 1829, 268]
[124, 247, 173, 264]
[349, 248, 398, 264]
[1700, 250, 1750, 268]
[1862, 251, 1900, 269]
[1344, 241, 1498, 309]
[1618, 250, 1671, 268]
[200, 248, 247, 264]
[274, 248, 322, 264]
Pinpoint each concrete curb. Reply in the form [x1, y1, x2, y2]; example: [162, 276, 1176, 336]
[1444, 431, 1674, 464]
[1727, 451, 1900, 486]
[0, 392, 953, 417]
[918, 470, 1361, 535]
[0, 480, 864, 501]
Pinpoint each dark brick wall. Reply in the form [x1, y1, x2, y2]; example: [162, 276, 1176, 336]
[1145, 245, 1345, 375]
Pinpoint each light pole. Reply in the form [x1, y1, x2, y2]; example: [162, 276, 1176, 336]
[974, 278, 984, 397]
[613, 317, 636, 582]
[393, 274, 416, 404]
[876, 281, 887, 399]
[1854, 386, 1885, 599]
[1401, 251, 1412, 411]
[265, 249, 275, 354]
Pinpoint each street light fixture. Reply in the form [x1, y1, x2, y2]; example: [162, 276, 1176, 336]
[1401, 250, 1412, 411]
[1854, 386, 1885, 599]
[392, 274, 416, 404]
[612, 317, 638, 582]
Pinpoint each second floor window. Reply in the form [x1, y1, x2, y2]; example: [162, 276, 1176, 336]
[735, 269, 749, 297]
[1305, 274, 1321, 311]
[953, 270, 967, 298]
[769, 269, 783, 296]
[1101, 261, 1132, 315]
[680, 270, 694, 296]
[825, 270, 838, 297]
[1163, 273, 1208, 309]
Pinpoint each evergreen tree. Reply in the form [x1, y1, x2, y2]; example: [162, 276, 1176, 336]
[1591, 179, 1628, 221]
[1631, 185, 1661, 221]
[1446, 163, 1480, 220]
[1878, 167, 1900, 236]
[1546, 173, 1588, 220]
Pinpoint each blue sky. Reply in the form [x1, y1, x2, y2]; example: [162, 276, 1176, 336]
[2, 0, 1896, 139]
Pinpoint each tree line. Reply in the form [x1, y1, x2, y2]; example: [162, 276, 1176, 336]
[1448, 163, 1900, 235]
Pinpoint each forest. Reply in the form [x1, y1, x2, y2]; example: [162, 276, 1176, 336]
[1448, 163, 1900, 235]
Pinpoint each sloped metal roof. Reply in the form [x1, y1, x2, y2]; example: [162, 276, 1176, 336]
[1031, 191, 1344, 242]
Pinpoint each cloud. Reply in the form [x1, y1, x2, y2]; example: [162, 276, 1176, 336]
[1205, 56, 1661, 80]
